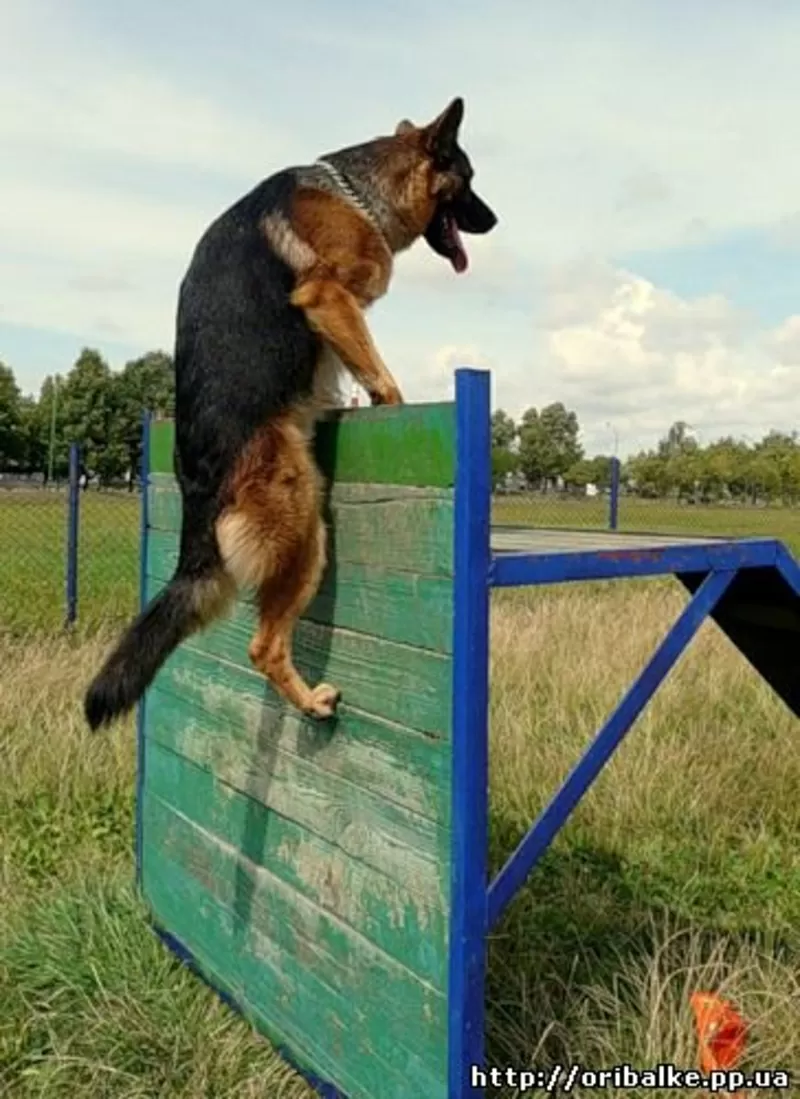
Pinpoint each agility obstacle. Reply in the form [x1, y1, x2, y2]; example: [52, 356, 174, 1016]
[136, 368, 800, 1099]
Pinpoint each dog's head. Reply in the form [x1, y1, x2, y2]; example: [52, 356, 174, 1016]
[395, 97, 497, 273]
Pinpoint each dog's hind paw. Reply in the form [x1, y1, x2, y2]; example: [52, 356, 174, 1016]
[305, 682, 341, 720]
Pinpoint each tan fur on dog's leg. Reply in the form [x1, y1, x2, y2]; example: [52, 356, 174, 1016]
[248, 518, 338, 719]
[215, 416, 339, 717]
[291, 277, 403, 406]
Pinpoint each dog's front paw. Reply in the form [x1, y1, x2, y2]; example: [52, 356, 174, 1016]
[305, 682, 341, 720]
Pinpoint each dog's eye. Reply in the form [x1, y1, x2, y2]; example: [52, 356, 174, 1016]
[441, 173, 462, 197]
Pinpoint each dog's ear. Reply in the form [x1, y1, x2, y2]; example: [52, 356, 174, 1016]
[423, 97, 464, 161]
[395, 119, 416, 136]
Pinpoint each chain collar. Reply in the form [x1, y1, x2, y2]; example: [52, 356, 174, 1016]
[315, 159, 384, 237]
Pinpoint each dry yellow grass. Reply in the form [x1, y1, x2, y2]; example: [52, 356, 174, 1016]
[2, 578, 798, 1097]
[1, 628, 316, 1096]
[487, 580, 799, 1094]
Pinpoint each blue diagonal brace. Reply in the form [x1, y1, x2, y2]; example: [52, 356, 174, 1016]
[486, 566, 737, 930]
[776, 542, 800, 597]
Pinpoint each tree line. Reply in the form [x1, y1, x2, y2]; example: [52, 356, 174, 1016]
[1, 350, 798, 503]
[492, 405, 800, 505]
[0, 349, 174, 487]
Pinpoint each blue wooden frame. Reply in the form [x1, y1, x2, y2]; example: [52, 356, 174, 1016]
[449, 369, 492, 1098]
[135, 410, 151, 888]
[491, 537, 785, 586]
[135, 369, 799, 1099]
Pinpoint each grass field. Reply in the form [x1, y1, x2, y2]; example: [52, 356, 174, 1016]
[0, 490, 139, 635]
[2, 492, 799, 1096]
[494, 493, 800, 556]
[3, 488, 799, 636]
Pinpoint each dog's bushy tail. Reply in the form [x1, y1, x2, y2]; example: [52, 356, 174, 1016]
[84, 571, 217, 731]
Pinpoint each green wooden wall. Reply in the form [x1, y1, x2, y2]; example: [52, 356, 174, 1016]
[140, 403, 456, 1099]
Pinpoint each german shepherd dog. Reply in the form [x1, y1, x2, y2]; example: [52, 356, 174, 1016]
[84, 96, 497, 730]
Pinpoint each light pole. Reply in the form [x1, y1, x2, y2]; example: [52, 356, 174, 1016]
[605, 421, 619, 457]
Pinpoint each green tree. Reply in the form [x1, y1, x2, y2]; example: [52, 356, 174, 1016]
[625, 451, 670, 498]
[115, 351, 175, 486]
[491, 446, 520, 490]
[59, 348, 122, 483]
[37, 375, 69, 481]
[491, 409, 516, 450]
[518, 402, 583, 489]
[0, 361, 23, 469]
[658, 420, 699, 459]
[667, 450, 700, 501]
[15, 395, 42, 473]
[695, 439, 750, 502]
[747, 452, 781, 503]
[755, 431, 799, 504]
[783, 448, 800, 504]
[565, 454, 613, 490]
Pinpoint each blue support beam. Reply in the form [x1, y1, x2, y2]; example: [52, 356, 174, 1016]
[135, 410, 151, 889]
[776, 542, 800, 596]
[486, 567, 736, 930]
[449, 369, 493, 1099]
[491, 539, 780, 588]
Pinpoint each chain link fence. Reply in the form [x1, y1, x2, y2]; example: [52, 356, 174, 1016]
[4, 424, 800, 636]
[1, 443, 140, 636]
[0, 478, 70, 635]
[492, 459, 622, 534]
[492, 448, 800, 556]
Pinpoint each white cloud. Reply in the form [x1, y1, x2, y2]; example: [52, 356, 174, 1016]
[424, 345, 494, 402]
[3, 0, 800, 459]
[768, 315, 800, 366]
[486, 262, 800, 456]
[0, 3, 297, 176]
[0, 1, 303, 361]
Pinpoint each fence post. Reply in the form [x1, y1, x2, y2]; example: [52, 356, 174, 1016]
[609, 456, 620, 531]
[138, 412, 151, 614]
[135, 410, 151, 888]
[65, 442, 80, 627]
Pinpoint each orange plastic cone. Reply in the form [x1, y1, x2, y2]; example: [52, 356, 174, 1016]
[690, 991, 748, 1074]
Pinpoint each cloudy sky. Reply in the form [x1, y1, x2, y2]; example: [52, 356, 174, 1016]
[3, 0, 800, 457]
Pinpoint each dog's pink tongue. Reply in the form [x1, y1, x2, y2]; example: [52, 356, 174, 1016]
[449, 220, 468, 273]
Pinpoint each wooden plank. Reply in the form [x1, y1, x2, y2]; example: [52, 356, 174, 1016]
[149, 648, 450, 822]
[143, 741, 448, 986]
[147, 531, 453, 653]
[147, 483, 455, 577]
[145, 717, 447, 900]
[143, 846, 429, 1099]
[311, 564, 453, 651]
[145, 854, 348, 1095]
[148, 402, 456, 487]
[314, 402, 455, 487]
[156, 606, 452, 737]
[143, 805, 448, 1098]
[491, 527, 720, 554]
[149, 801, 447, 1067]
[143, 401, 457, 1098]
[147, 476, 452, 523]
